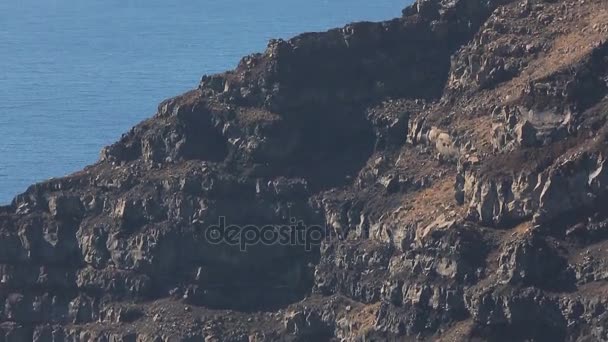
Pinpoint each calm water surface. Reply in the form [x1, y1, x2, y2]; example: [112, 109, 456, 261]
[0, 0, 409, 204]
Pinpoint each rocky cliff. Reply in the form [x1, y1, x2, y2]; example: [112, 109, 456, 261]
[2, 0, 608, 340]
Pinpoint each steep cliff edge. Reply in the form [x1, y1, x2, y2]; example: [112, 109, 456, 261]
[2, 0, 608, 341]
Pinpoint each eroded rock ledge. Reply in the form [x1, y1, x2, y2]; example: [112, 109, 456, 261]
[2, 0, 608, 341]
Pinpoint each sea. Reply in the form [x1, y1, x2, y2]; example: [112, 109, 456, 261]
[0, 0, 409, 204]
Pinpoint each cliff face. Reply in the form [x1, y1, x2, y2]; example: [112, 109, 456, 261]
[2, 0, 608, 341]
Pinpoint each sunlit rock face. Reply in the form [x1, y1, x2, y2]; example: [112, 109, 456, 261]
[2, 0, 608, 340]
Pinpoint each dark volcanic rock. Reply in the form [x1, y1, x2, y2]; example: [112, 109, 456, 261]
[3, 0, 608, 340]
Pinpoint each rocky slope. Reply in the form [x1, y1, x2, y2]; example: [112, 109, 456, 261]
[2, 0, 608, 340]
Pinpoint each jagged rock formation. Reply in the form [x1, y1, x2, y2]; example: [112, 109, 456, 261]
[2, 0, 608, 340]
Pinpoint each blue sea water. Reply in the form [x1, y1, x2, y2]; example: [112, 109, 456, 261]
[0, 0, 409, 204]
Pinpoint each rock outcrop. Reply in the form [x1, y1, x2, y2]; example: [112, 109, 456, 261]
[2, 0, 608, 340]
